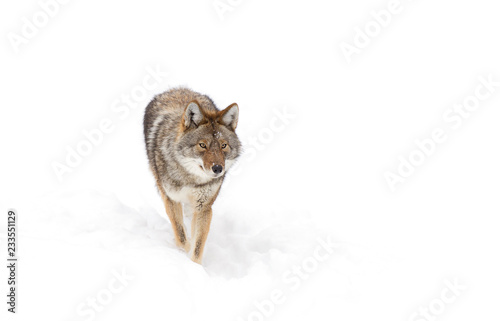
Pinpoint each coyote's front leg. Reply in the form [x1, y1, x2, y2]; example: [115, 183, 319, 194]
[190, 206, 213, 264]
[159, 187, 190, 253]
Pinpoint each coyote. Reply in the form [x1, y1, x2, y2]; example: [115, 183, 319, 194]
[143, 88, 241, 264]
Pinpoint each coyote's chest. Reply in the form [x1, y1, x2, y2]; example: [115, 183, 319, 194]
[164, 182, 220, 209]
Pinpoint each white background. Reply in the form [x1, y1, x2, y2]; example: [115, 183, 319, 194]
[1, 0, 499, 320]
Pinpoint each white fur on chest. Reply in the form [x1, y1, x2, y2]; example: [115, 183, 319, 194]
[164, 182, 221, 206]
[165, 185, 193, 204]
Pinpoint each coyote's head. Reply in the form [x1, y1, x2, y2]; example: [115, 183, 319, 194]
[175, 101, 241, 180]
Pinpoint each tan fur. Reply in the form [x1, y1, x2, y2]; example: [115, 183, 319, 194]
[159, 187, 190, 252]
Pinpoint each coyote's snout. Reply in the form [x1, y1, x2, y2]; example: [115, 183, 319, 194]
[143, 88, 241, 264]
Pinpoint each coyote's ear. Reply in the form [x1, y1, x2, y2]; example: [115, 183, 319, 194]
[219, 103, 239, 131]
[183, 101, 203, 129]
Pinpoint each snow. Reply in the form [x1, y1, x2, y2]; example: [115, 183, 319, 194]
[2, 0, 500, 320]
[10, 189, 364, 321]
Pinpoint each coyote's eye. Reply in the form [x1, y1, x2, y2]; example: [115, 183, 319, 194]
[221, 143, 227, 149]
[199, 143, 206, 148]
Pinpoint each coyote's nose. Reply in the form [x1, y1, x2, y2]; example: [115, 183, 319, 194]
[212, 165, 223, 174]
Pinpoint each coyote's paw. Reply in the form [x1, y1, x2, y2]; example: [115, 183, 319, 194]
[190, 252, 202, 265]
[176, 239, 191, 253]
